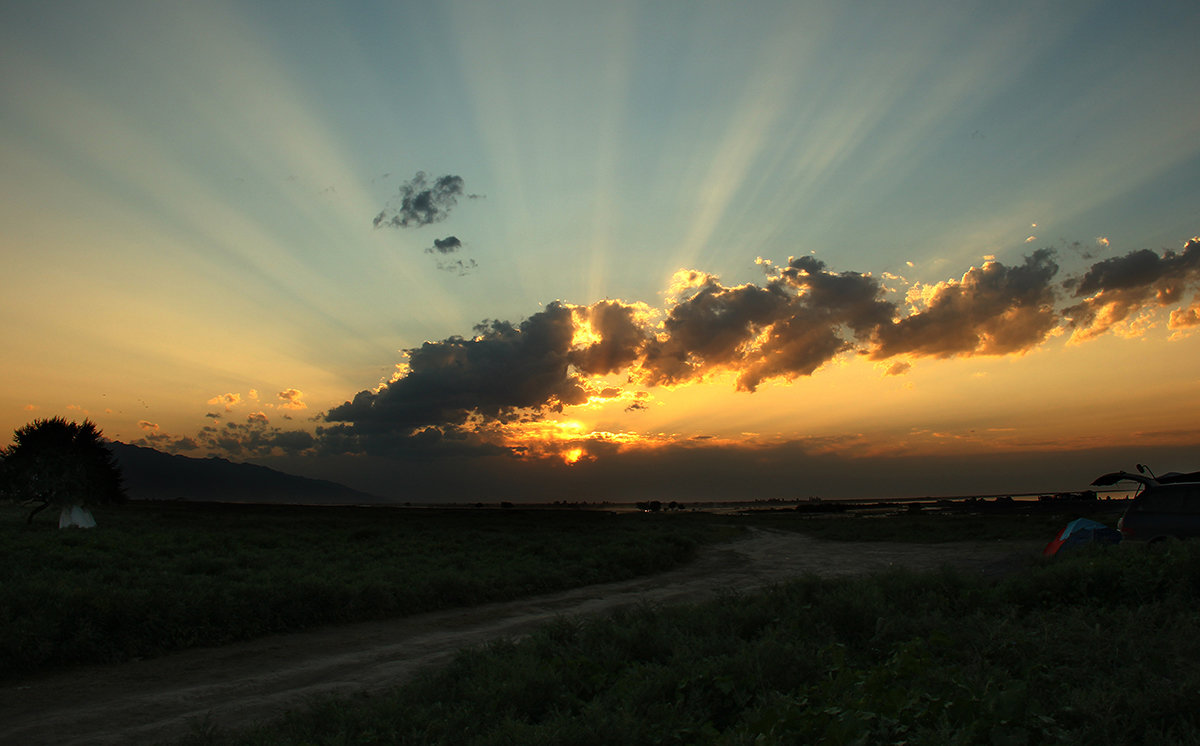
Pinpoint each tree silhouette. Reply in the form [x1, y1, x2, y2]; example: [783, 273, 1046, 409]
[0, 417, 126, 524]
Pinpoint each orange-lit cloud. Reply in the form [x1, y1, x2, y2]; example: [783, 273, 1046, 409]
[1168, 298, 1200, 330]
[207, 393, 242, 412]
[277, 388, 307, 410]
[871, 250, 1060, 359]
[138, 420, 159, 432]
[1065, 238, 1200, 343]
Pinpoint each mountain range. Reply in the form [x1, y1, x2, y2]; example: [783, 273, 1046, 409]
[109, 442, 380, 504]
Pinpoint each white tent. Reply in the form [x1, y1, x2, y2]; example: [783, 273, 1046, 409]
[59, 504, 96, 529]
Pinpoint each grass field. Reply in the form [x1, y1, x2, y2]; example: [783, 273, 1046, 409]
[0, 501, 737, 678]
[13, 499, 1181, 744]
[190, 535, 1200, 745]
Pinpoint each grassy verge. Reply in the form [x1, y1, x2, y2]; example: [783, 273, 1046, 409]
[743, 507, 1125, 543]
[0, 502, 736, 678]
[192, 540, 1200, 745]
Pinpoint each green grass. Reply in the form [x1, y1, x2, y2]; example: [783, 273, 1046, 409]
[744, 507, 1124, 543]
[0, 501, 737, 678]
[192, 540, 1200, 745]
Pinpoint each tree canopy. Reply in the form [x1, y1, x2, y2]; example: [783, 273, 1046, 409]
[0, 417, 126, 523]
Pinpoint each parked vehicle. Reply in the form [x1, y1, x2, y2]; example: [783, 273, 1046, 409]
[1092, 469, 1200, 542]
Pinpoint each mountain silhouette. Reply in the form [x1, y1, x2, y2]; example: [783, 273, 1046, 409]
[109, 442, 380, 504]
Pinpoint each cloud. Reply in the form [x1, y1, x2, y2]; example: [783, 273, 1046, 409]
[1063, 239, 1200, 342]
[325, 302, 591, 446]
[428, 236, 463, 254]
[207, 393, 242, 412]
[639, 258, 897, 391]
[884, 361, 912, 376]
[425, 236, 478, 275]
[373, 172, 476, 229]
[1168, 298, 1200, 330]
[193, 419, 316, 458]
[569, 300, 652, 376]
[433, 257, 478, 276]
[248, 411, 269, 424]
[277, 388, 307, 411]
[639, 276, 794, 387]
[870, 249, 1060, 359]
[138, 420, 159, 432]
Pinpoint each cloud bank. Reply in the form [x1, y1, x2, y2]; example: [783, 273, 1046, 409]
[163, 239, 1199, 474]
[315, 239, 1199, 457]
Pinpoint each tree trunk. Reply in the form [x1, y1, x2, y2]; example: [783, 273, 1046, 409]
[26, 501, 50, 524]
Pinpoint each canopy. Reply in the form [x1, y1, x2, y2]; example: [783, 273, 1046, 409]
[1043, 517, 1120, 557]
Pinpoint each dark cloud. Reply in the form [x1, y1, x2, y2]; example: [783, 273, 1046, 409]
[1064, 239, 1200, 340]
[778, 256, 896, 335]
[428, 236, 463, 254]
[639, 279, 793, 386]
[569, 301, 649, 376]
[871, 249, 1060, 359]
[192, 420, 316, 458]
[638, 259, 896, 390]
[325, 302, 589, 439]
[737, 258, 897, 391]
[426, 236, 478, 275]
[373, 172, 474, 229]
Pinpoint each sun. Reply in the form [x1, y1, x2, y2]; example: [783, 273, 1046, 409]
[562, 447, 585, 465]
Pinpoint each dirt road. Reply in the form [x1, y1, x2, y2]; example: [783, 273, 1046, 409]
[0, 530, 1042, 745]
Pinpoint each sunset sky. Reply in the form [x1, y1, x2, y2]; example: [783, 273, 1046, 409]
[3, 1, 1199, 501]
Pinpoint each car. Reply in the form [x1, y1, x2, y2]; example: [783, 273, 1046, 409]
[1092, 469, 1200, 542]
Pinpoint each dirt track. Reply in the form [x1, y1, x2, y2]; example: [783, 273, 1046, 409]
[0, 530, 1042, 745]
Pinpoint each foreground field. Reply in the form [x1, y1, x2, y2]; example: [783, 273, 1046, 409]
[9, 501, 1165, 744]
[1, 523, 1041, 744]
[195, 538, 1200, 746]
[0, 501, 736, 677]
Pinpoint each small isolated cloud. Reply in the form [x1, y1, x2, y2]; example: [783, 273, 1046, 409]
[138, 420, 159, 432]
[428, 236, 463, 254]
[373, 172, 476, 229]
[207, 393, 242, 412]
[885, 361, 911, 376]
[277, 388, 307, 411]
[248, 411, 269, 424]
[434, 257, 478, 276]
[1097, 236, 1110, 247]
[23, 404, 37, 411]
[425, 236, 477, 275]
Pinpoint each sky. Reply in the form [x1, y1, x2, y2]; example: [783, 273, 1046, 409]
[3, 0, 1199, 502]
